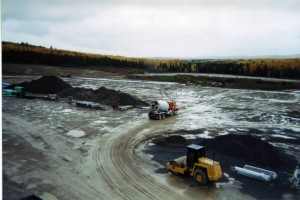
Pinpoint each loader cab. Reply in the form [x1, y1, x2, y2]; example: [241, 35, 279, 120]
[186, 144, 205, 168]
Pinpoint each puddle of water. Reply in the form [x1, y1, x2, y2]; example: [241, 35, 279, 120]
[271, 134, 296, 139]
[200, 131, 214, 138]
[184, 131, 213, 139]
[90, 120, 108, 125]
[219, 131, 229, 136]
[66, 130, 85, 137]
[61, 109, 73, 113]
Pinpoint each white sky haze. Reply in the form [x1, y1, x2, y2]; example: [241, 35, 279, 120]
[2, 0, 300, 58]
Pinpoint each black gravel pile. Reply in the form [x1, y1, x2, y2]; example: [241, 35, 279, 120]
[12, 76, 148, 107]
[199, 134, 297, 171]
[152, 135, 187, 147]
[59, 86, 148, 107]
[11, 76, 72, 94]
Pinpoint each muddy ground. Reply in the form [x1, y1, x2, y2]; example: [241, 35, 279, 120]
[2, 64, 300, 200]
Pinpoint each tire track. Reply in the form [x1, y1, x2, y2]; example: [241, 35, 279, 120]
[92, 119, 183, 200]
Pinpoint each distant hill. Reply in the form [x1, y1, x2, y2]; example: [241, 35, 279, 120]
[2, 41, 300, 79]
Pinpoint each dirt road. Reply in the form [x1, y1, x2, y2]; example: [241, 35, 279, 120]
[91, 119, 184, 199]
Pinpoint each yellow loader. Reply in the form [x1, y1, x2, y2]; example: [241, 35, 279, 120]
[166, 144, 222, 185]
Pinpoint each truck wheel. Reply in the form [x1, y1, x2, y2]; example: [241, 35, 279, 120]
[162, 114, 165, 119]
[194, 169, 208, 185]
[158, 115, 162, 120]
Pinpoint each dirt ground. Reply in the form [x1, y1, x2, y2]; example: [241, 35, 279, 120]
[2, 64, 300, 200]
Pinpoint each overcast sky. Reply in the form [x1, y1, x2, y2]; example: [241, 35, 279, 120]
[2, 0, 300, 58]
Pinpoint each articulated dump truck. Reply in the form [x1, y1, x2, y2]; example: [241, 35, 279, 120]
[148, 100, 178, 120]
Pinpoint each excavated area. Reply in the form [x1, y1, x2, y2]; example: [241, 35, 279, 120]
[10, 76, 148, 107]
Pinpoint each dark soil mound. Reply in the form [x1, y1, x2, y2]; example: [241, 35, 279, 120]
[11, 76, 72, 94]
[152, 135, 187, 147]
[58, 86, 148, 107]
[200, 134, 297, 170]
[11, 76, 148, 107]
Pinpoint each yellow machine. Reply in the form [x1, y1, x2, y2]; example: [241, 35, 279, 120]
[166, 144, 222, 185]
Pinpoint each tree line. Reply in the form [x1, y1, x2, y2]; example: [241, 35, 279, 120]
[2, 41, 300, 79]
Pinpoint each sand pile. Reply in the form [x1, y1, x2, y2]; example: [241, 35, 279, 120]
[200, 134, 297, 170]
[13, 76, 148, 107]
[11, 76, 72, 94]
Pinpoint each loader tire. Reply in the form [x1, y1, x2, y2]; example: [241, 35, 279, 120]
[194, 169, 208, 185]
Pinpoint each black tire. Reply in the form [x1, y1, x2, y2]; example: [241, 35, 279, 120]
[162, 114, 165, 119]
[193, 169, 208, 185]
[158, 115, 162, 120]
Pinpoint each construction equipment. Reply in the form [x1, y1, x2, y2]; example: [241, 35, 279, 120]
[148, 99, 178, 120]
[290, 166, 300, 189]
[166, 144, 222, 185]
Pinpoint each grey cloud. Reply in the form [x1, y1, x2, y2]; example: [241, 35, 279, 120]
[2, 0, 300, 57]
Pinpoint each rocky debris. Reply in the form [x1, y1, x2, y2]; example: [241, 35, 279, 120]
[12, 76, 148, 107]
[152, 135, 187, 147]
[11, 76, 72, 94]
[199, 134, 298, 171]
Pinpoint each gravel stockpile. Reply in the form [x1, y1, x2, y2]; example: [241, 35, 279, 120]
[58, 87, 148, 107]
[151, 133, 297, 171]
[199, 134, 298, 171]
[12, 76, 148, 107]
[11, 76, 72, 94]
[152, 135, 187, 147]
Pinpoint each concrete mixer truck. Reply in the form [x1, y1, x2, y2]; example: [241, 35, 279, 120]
[148, 99, 178, 120]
